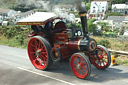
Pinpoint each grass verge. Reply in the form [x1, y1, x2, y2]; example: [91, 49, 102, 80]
[115, 56, 128, 66]
[0, 35, 28, 48]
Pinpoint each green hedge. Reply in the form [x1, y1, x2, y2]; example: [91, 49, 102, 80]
[0, 25, 30, 48]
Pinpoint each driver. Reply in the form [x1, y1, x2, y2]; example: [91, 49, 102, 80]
[43, 22, 53, 38]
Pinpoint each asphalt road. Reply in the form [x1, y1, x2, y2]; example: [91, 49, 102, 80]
[0, 45, 128, 85]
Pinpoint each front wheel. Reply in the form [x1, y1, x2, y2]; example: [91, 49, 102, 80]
[70, 53, 91, 79]
[93, 45, 111, 69]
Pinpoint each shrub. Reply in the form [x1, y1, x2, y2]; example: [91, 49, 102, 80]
[124, 43, 128, 50]
[15, 35, 24, 45]
[98, 39, 111, 48]
[103, 32, 117, 38]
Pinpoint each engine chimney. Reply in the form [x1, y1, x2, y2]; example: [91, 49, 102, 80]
[79, 11, 88, 38]
[78, 11, 97, 52]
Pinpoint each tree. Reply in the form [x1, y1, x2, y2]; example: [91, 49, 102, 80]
[110, 0, 127, 4]
[97, 22, 110, 32]
[108, 4, 112, 11]
[87, 19, 97, 34]
[85, 3, 91, 11]
[88, 22, 97, 33]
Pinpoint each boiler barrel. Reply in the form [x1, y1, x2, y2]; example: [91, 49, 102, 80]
[66, 38, 97, 52]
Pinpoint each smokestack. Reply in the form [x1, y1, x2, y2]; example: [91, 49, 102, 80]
[76, 2, 88, 38]
[79, 11, 88, 37]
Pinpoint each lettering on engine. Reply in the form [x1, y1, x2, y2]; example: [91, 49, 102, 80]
[58, 37, 65, 40]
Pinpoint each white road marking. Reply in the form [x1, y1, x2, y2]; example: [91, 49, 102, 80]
[17, 67, 76, 85]
[0, 50, 28, 59]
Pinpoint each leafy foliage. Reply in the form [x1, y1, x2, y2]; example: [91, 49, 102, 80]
[88, 22, 97, 33]
[0, 25, 30, 46]
[98, 39, 111, 48]
[97, 22, 110, 32]
[110, 0, 128, 4]
[15, 35, 24, 45]
[11, 3, 36, 12]
[85, 3, 91, 11]
[87, 19, 97, 34]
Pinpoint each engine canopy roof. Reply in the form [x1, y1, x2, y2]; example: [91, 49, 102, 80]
[18, 12, 61, 25]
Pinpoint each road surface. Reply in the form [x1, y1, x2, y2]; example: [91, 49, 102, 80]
[0, 45, 128, 85]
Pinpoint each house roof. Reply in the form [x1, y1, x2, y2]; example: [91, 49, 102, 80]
[91, 1, 108, 8]
[0, 8, 10, 14]
[107, 16, 126, 22]
[112, 4, 128, 9]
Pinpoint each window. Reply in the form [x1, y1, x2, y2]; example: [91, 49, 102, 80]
[93, 6, 95, 8]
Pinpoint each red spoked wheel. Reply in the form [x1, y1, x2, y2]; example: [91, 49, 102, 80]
[70, 53, 91, 79]
[28, 36, 53, 70]
[93, 45, 111, 69]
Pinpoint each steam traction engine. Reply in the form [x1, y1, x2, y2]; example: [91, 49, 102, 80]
[18, 11, 111, 79]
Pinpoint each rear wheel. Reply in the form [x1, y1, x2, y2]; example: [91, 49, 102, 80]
[70, 53, 91, 79]
[93, 45, 111, 69]
[28, 36, 53, 70]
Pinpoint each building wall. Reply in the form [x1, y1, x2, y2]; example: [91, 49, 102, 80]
[112, 4, 128, 15]
[122, 21, 128, 29]
[89, 1, 108, 19]
[112, 9, 128, 15]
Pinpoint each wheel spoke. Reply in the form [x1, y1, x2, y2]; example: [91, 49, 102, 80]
[78, 69, 80, 73]
[30, 43, 36, 49]
[75, 57, 79, 64]
[102, 59, 108, 66]
[83, 67, 88, 72]
[41, 55, 47, 61]
[101, 59, 105, 66]
[102, 53, 107, 56]
[42, 52, 47, 55]
[39, 41, 42, 49]
[103, 57, 108, 59]
[34, 39, 39, 49]
[81, 69, 86, 75]
[80, 57, 84, 64]
[33, 58, 38, 63]
[73, 63, 77, 67]
[30, 44, 37, 51]
[38, 61, 42, 66]
[82, 65, 88, 69]
[41, 46, 46, 52]
[80, 69, 82, 75]
[30, 52, 36, 54]
[97, 60, 101, 66]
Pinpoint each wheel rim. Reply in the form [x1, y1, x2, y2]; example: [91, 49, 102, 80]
[93, 47, 109, 69]
[70, 55, 89, 79]
[28, 38, 48, 70]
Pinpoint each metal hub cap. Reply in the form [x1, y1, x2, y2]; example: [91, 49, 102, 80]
[76, 64, 81, 69]
[36, 49, 42, 57]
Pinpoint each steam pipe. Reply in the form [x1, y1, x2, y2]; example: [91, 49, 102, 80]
[79, 11, 88, 38]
